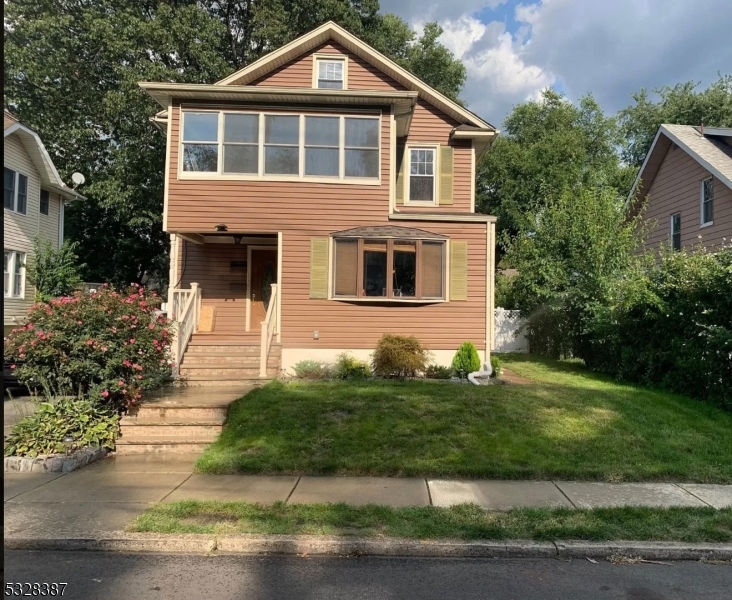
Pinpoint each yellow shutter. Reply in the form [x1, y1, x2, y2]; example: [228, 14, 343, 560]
[309, 237, 329, 299]
[439, 145, 454, 205]
[449, 241, 468, 301]
[395, 145, 405, 205]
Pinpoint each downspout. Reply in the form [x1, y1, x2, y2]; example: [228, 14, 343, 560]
[468, 362, 492, 385]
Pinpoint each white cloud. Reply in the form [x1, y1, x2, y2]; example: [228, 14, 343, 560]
[379, 0, 732, 126]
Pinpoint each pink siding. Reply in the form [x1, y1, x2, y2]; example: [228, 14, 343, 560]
[645, 146, 732, 250]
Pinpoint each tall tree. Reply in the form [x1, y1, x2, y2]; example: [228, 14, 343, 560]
[619, 74, 732, 168]
[476, 89, 633, 252]
[4, 1, 465, 285]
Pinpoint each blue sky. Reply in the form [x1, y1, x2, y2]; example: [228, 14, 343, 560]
[379, 0, 732, 128]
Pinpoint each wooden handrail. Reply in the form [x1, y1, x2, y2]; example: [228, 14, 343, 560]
[168, 282, 200, 377]
[259, 283, 279, 378]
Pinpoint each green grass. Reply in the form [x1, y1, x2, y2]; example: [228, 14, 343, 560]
[195, 354, 732, 482]
[131, 501, 732, 543]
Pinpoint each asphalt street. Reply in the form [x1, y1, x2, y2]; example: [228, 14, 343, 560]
[4, 551, 731, 600]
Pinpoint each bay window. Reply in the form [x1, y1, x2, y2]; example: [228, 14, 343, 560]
[181, 111, 379, 181]
[333, 237, 445, 300]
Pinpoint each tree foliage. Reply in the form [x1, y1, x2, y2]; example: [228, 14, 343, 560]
[476, 89, 635, 250]
[506, 186, 644, 359]
[4, 1, 465, 285]
[27, 237, 84, 301]
[619, 74, 732, 167]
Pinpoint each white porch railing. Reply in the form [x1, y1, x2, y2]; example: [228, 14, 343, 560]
[168, 282, 201, 375]
[260, 283, 279, 378]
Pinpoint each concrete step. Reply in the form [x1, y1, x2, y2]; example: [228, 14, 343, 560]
[178, 378, 270, 387]
[114, 439, 213, 455]
[131, 405, 229, 420]
[120, 422, 223, 440]
[180, 355, 280, 367]
[185, 344, 282, 356]
[180, 366, 279, 378]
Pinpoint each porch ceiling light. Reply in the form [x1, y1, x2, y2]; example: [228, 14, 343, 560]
[215, 224, 228, 232]
[233, 235, 243, 245]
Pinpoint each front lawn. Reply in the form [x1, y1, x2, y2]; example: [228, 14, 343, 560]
[132, 501, 732, 543]
[196, 354, 732, 482]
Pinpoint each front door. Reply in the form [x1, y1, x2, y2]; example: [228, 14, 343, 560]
[250, 249, 277, 331]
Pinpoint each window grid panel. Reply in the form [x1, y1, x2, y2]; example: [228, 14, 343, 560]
[702, 178, 714, 224]
[40, 190, 50, 215]
[16, 174, 28, 214]
[4, 168, 16, 210]
[409, 148, 436, 202]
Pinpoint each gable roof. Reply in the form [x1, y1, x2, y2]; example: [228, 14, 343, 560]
[627, 124, 732, 210]
[216, 21, 496, 133]
[4, 111, 84, 201]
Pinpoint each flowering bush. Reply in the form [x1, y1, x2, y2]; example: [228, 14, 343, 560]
[3, 284, 174, 410]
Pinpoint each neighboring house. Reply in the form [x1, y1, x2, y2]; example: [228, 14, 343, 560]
[628, 124, 732, 252]
[4, 111, 83, 336]
[140, 21, 499, 380]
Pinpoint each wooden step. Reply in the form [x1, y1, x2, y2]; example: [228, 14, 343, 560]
[177, 377, 271, 387]
[120, 422, 223, 440]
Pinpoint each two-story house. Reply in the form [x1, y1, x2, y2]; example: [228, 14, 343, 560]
[628, 124, 732, 252]
[4, 111, 83, 336]
[141, 22, 499, 383]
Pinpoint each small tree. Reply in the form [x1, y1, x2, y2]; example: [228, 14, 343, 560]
[27, 237, 84, 301]
[452, 342, 481, 378]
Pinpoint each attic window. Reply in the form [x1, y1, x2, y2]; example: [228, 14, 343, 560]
[315, 57, 345, 89]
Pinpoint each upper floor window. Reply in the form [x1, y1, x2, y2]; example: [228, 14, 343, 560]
[701, 177, 714, 226]
[40, 189, 50, 215]
[181, 111, 379, 181]
[315, 58, 345, 89]
[4, 250, 25, 298]
[671, 213, 681, 251]
[4, 168, 28, 214]
[408, 148, 436, 203]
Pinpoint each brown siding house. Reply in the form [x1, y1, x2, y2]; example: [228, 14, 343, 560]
[629, 124, 732, 252]
[140, 21, 498, 381]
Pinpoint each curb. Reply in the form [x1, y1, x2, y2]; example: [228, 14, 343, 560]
[5, 534, 732, 560]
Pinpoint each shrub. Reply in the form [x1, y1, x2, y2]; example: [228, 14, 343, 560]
[292, 360, 331, 380]
[490, 355, 502, 378]
[4, 396, 119, 458]
[334, 353, 371, 379]
[425, 364, 452, 379]
[26, 237, 84, 301]
[3, 284, 173, 410]
[371, 334, 429, 379]
[451, 342, 481, 378]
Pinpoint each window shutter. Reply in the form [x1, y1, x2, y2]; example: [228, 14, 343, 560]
[395, 145, 405, 205]
[439, 145, 454, 205]
[334, 239, 358, 296]
[421, 242, 444, 298]
[310, 237, 329, 299]
[449, 241, 468, 301]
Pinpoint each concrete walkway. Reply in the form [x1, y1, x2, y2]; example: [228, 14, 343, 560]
[4, 454, 731, 538]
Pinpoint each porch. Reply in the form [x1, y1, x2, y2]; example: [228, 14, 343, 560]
[166, 231, 282, 383]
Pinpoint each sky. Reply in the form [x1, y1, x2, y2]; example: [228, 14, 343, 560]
[379, 0, 732, 129]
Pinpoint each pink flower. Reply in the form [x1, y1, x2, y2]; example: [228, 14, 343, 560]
[136, 375, 143, 380]
[10, 364, 16, 370]
[86, 339, 94, 346]
[101, 391, 109, 398]
[77, 321, 83, 325]
[118, 380, 125, 386]
[148, 323, 155, 330]
[129, 338, 136, 344]
[122, 360, 131, 367]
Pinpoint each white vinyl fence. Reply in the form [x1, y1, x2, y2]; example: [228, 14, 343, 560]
[494, 308, 529, 353]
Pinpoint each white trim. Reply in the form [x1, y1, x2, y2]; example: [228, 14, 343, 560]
[277, 232, 283, 343]
[214, 22, 495, 131]
[470, 142, 476, 213]
[389, 105, 396, 214]
[312, 53, 348, 90]
[700, 176, 714, 227]
[58, 201, 65, 247]
[389, 213, 497, 223]
[4, 123, 83, 201]
[178, 108, 381, 184]
[404, 144, 439, 206]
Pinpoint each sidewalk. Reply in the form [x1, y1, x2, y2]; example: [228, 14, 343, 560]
[5, 454, 731, 540]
